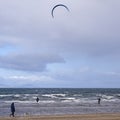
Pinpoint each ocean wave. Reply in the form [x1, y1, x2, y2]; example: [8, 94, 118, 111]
[42, 94, 66, 98]
[115, 94, 120, 98]
[14, 94, 21, 97]
[73, 94, 82, 97]
[1, 88, 120, 104]
[102, 95, 114, 99]
[4, 100, 35, 104]
[4, 100, 56, 104]
[0, 94, 12, 97]
[61, 97, 80, 103]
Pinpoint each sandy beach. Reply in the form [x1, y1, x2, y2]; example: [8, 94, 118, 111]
[0, 113, 120, 120]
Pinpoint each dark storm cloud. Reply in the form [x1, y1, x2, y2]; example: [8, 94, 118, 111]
[0, 54, 65, 72]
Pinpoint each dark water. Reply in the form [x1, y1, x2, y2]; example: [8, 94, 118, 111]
[0, 88, 120, 116]
[0, 88, 120, 102]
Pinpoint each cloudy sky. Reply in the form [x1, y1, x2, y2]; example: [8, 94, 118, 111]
[0, 0, 120, 88]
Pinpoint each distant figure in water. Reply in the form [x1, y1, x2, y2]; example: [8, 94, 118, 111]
[10, 102, 15, 117]
[98, 97, 101, 104]
[36, 97, 39, 103]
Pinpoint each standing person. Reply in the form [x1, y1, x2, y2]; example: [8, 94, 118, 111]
[36, 97, 39, 103]
[98, 97, 101, 104]
[10, 102, 15, 117]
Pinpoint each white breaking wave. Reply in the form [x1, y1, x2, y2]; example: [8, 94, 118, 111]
[42, 94, 66, 98]
[4, 100, 55, 104]
[14, 94, 21, 97]
[0, 94, 12, 97]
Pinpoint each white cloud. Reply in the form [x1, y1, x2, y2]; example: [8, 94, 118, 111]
[8, 75, 55, 82]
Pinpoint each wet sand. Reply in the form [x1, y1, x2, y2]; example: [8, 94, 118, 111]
[0, 113, 120, 120]
[1, 101, 120, 116]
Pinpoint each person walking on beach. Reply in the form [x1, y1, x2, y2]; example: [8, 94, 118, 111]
[10, 102, 15, 117]
[36, 97, 39, 103]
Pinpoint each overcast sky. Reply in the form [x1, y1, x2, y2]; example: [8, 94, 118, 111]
[0, 0, 120, 88]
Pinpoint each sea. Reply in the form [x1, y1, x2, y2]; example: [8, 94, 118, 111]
[0, 88, 120, 116]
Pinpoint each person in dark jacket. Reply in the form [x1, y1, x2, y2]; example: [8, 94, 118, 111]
[36, 97, 39, 103]
[98, 97, 101, 104]
[10, 102, 15, 117]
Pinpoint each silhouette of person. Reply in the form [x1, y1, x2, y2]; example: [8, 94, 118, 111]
[36, 97, 39, 103]
[98, 97, 101, 104]
[10, 102, 15, 117]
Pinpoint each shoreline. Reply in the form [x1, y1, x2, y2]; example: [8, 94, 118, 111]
[1, 101, 120, 117]
[0, 113, 120, 120]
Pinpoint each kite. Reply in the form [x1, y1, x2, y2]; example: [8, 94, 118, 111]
[51, 4, 69, 18]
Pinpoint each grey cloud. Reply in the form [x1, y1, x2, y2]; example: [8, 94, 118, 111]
[0, 0, 120, 59]
[0, 53, 65, 72]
